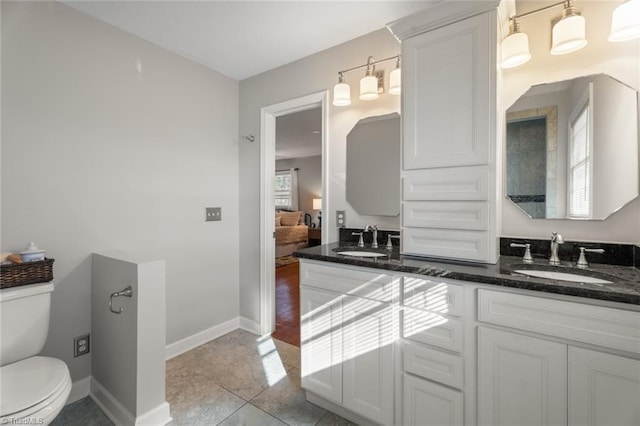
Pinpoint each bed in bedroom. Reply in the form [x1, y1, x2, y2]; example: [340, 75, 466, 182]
[275, 210, 308, 258]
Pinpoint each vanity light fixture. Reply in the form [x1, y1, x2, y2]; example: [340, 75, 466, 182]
[501, 0, 588, 68]
[501, 16, 531, 69]
[360, 58, 379, 101]
[609, 0, 640, 42]
[389, 56, 402, 95]
[332, 55, 401, 106]
[333, 72, 351, 106]
[550, 0, 587, 55]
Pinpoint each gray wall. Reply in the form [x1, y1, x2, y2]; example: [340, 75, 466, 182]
[239, 29, 402, 324]
[1, 1, 240, 382]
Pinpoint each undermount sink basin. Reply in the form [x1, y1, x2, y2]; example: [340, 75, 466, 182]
[513, 269, 613, 284]
[335, 251, 388, 258]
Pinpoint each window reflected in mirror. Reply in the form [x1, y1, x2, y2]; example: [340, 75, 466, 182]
[505, 74, 638, 220]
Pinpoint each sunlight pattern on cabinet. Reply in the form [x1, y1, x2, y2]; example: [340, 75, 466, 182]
[403, 279, 451, 313]
[301, 275, 397, 378]
[301, 273, 458, 377]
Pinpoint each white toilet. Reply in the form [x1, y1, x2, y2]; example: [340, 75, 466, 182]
[1, 282, 71, 424]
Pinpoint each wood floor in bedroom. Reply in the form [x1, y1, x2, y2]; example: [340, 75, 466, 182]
[272, 261, 300, 347]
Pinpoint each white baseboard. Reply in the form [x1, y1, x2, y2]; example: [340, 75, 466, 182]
[135, 401, 172, 426]
[90, 378, 171, 426]
[90, 378, 136, 426]
[239, 316, 261, 334]
[165, 317, 240, 360]
[67, 376, 91, 405]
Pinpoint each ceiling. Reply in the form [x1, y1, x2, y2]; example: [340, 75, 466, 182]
[63, 0, 436, 81]
[276, 108, 322, 160]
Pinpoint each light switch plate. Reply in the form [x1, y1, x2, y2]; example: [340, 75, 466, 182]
[336, 210, 346, 228]
[206, 207, 222, 222]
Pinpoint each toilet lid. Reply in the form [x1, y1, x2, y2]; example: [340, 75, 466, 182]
[0, 356, 70, 416]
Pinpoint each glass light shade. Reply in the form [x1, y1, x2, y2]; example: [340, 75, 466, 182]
[500, 31, 531, 68]
[609, 0, 640, 42]
[333, 82, 351, 106]
[389, 67, 401, 95]
[359, 75, 379, 100]
[551, 14, 587, 55]
[312, 198, 322, 210]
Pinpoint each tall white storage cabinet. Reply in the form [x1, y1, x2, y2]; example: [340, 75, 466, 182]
[388, 1, 503, 263]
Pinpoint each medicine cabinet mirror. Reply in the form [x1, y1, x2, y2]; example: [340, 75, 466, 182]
[346, 113, 400, 216]
[505, 74, 639, 220]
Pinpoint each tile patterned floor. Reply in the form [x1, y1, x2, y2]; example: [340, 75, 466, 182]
[52, 329, 356, 425]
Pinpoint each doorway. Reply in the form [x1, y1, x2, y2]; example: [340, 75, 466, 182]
[259, 91, 329, 337]
[272, 107, 323, 346]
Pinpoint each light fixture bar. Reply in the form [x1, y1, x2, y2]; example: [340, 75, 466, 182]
[333, 54, 401, 106]
[336, 55, 401, 77]
[510, 0, 567, 21]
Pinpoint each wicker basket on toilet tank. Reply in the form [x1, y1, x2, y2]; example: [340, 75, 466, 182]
[0, 259, 55, 289]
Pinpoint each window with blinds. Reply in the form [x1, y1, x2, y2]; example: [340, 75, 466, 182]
[568, 102, 591, 218]
[275, 170, 292, 208]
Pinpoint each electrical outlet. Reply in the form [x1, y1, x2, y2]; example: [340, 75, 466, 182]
[74, 334, 90, 357]
[206, 207, 222, 222]
[336, 210, 346, 228]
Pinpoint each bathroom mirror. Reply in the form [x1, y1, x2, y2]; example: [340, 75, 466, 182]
[506, 74, 639, 220]
[346, 113, 400, 216]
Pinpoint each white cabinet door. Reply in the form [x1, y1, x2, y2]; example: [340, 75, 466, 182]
[403, 12, 493, 170]
[300, 287, 342, 404]
[342, 295, 395, 425]
[569, 346, 640, 426]
[477, 327, 567, 426]
[403, 374, 463, 426]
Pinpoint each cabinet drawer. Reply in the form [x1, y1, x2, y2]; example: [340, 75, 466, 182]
[300, 261, 397, 302]
[403, 374, 463, 426]
[402, 277, 463, 317]
[404, 201, 489, 230]
[403, 227, 489, 262]
[478, 289, 640, 354]
[403, 341, 464, 389]
[402, 308, 463, 353]
[403, 168, 489, 201]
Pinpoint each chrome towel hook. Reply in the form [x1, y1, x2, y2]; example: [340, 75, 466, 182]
[109, 286, 133, 314]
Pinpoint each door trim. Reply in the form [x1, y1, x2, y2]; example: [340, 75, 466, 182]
[259, 91, 329, 335]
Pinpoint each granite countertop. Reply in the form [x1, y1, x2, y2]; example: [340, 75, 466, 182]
[293, 242, 640, 306]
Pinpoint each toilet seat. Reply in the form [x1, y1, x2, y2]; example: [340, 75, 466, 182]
[0, 356, 71, 424]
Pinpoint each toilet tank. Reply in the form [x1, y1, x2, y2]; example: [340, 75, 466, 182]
[0, 282, 54, 366]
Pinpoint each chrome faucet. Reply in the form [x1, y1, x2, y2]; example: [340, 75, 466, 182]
[549, 232, 564, 265]
[352, 232, 365, 248]
[364, 224, 378, 248]
[510, 242, 533, 263]
[576, 247, 605, 269]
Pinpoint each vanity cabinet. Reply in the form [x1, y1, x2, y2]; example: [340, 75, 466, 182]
[400, 277, 467, 426]
[299, 260, 396, 425]
[477, 289, 640, 426]
[388, 1, 504, 264]
[568, 347, 640, 426]
[299, 258, 640, 426]
[477, 327, 568, 425]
